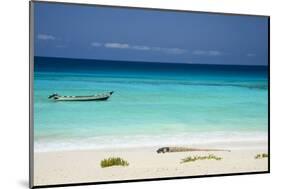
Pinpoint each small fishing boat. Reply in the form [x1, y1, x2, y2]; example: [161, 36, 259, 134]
[48, 91, 114, 101]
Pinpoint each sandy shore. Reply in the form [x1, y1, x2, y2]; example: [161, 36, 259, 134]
[34, 142, 268, 186]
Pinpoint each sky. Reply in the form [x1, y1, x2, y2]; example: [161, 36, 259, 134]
[34, 2, 269, 65]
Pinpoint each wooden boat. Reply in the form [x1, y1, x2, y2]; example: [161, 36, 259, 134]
[48, 91, 114, 101]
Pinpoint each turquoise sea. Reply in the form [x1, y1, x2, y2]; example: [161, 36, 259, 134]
[34, 57, 268, 152]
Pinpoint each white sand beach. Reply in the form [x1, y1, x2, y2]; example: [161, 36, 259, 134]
[34, 141, 268, 186]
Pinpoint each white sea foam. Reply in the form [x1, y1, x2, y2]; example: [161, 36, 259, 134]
[34, 131, 268, 152]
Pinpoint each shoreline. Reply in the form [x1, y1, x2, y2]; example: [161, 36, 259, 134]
[34, 138, 268, 152]
[34, 141, 268, 186]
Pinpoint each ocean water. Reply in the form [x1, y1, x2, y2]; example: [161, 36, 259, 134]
[33, 57, 268, 152]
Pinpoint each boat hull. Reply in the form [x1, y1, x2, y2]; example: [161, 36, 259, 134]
[49, 91, 114, 102]
[54, 96, 110, 101]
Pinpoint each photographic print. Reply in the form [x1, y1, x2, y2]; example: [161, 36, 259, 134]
[30, 1, 269, 187]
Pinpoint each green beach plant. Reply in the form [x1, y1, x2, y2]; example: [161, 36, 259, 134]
[181, 154, 222, 163]
[255, 153, 268, 159]
[100, 157, 129, 168]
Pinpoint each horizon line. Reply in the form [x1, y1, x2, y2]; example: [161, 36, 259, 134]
[34, 55, 268, 67]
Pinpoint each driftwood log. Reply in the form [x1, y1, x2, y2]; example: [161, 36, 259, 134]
[156, 147, 231, 154]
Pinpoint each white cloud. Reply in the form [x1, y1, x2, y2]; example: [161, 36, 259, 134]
[192, 50, 222, 56]
[104, 42, 186, 54]
[37, 34, 55, 40]
[105, 43, 130, 49]
[209, 50, 222, 56]
[93, 42, 225, 56]
[132, 45, 151, 51]
[93, 42, 186, 55]
[168, 48, 187, 54]
[152, 47, 186, 54]
[91, 42, 102, 47]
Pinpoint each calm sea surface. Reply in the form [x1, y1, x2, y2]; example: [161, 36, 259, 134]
[34, 57, 268, 152]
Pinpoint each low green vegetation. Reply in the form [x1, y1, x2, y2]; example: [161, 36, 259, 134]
[255, 153, 268, 159]
[100, 157, 129, 168]
[181, 154, 222, 163]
